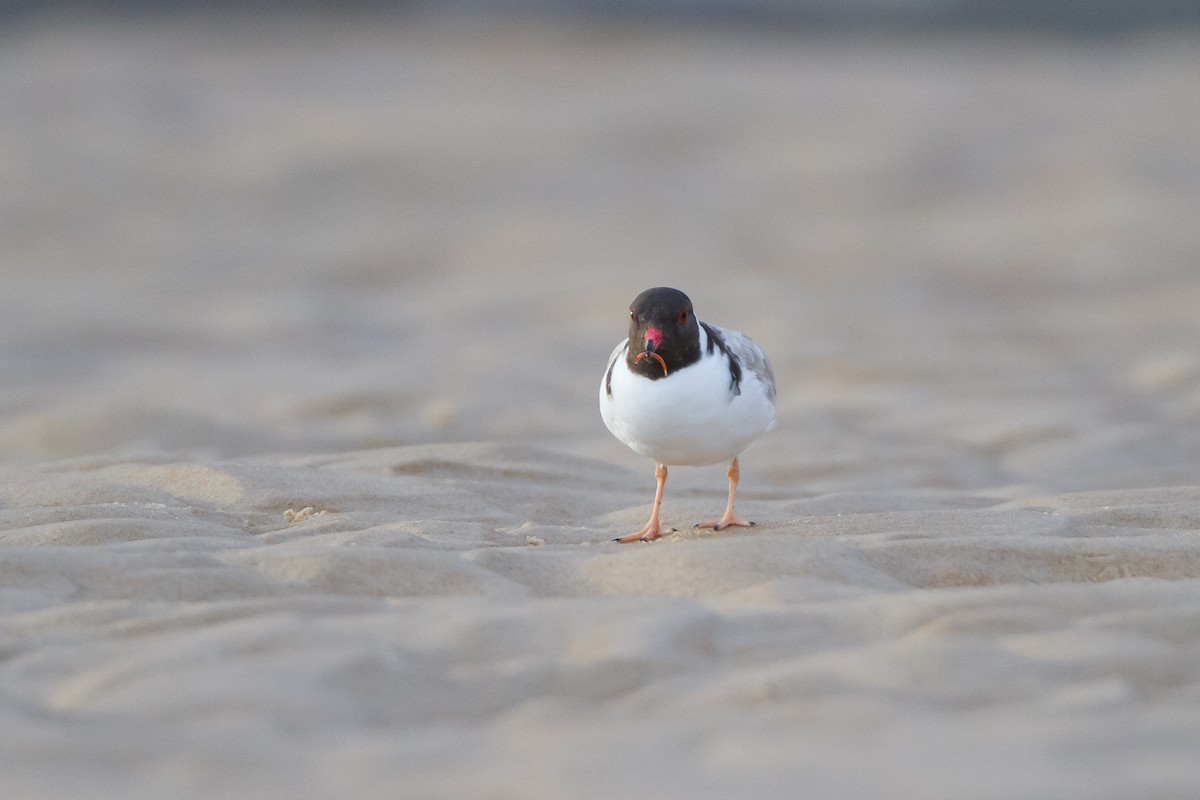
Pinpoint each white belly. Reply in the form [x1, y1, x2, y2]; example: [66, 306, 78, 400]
[599, 344, 775, 467]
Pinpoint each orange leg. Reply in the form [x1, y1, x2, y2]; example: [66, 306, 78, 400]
[614, 462, 672, 543]
[695, 457, 755, 532]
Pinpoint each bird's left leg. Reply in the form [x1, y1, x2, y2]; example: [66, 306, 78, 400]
[695, 457, 755, 531]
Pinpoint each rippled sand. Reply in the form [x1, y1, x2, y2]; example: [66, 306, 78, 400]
[2, 13, 1200, 799]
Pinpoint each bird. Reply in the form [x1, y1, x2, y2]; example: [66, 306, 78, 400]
[599, 286, 776, 543]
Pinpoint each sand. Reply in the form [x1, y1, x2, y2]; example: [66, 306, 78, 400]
[2, 11, 1200, 799]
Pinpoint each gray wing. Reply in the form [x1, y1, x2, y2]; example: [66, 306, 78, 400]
[704, 322, 776, 404]
[603, 339, 628, 398]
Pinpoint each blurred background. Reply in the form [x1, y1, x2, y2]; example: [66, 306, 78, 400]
[1, 1, 1199, 493]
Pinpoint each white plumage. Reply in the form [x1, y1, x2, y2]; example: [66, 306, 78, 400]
[600, 322, 775, 466]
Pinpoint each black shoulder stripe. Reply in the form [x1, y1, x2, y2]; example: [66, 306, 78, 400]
[605, 342, 626, 397]
[699, 322, 741, 396]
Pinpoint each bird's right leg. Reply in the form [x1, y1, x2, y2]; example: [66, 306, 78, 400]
[614, 462, 672, 543]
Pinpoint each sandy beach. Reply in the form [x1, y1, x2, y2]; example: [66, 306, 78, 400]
[2, 11, 1200, 798]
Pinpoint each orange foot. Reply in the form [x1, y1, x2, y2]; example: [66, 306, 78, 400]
[694, 458, 756, 532]
[694, 516, 755, 532]
[613, 522, 675, 544]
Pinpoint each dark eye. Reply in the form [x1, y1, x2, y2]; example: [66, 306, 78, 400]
[629, 310, 636, 321]
[678, 308, 690, 325]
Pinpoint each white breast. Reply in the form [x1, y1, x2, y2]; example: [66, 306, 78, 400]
[599, 324, 775, 467]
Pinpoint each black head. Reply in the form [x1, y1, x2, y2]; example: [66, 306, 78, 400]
[625, 287, 702, 379]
